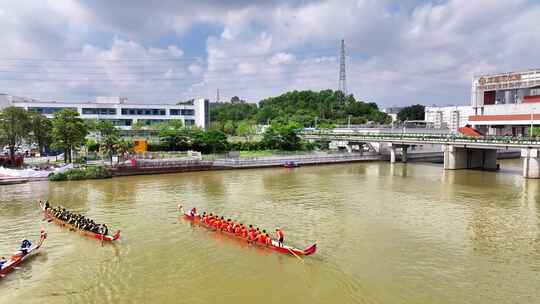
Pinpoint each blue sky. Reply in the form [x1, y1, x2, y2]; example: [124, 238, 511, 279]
[0, 0, 539, 107]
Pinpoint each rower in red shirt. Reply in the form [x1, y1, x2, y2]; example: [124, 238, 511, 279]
[258, 230, 268, 244]
[220, 218, 228, 231]
[265, 233, 273, 246]
[241, 225, 248, 238]
[275, 227, 285, 247]
[227, 220, 234, 233]
[248, 229, 256, 243]
[205, 213, 212, 225]
[213, 217, 221, 229]
[234, 223, 242, 235]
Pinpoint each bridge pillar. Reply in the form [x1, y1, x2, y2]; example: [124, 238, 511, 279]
[443, 145, 498, 170]
[402, 146, 408, 163]
[390, 146, 396, 163]
[522, 149, 540, 178]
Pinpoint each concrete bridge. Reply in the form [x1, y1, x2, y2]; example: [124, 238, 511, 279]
[301, 131, 540, 178]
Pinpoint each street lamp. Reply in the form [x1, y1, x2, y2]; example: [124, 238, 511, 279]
[531, 106, 535, 138]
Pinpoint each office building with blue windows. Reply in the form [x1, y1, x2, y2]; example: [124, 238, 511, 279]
[0, 94, 209, 130]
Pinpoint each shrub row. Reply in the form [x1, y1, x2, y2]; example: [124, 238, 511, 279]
[49, 166, 112, 181]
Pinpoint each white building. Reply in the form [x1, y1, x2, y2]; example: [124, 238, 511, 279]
[469, 68, 540, 136]
[425, 105, 474, 133]
[425, 68, 540, 136]
[382, 107, 402, 122]
[0, 94, 209, 130]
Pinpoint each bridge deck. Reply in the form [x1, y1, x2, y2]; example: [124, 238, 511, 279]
[302, 132, 540, 149]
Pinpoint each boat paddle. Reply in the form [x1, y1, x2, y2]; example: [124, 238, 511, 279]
[287, 247, 305, 263]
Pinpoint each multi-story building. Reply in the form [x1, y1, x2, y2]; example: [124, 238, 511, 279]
[424, 105, 474, 133]
[469, 68, 540, 136]
[0, 94, 209, 130]
[425, 68, 540, 136]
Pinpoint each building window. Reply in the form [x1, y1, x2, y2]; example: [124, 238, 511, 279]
[82, 108, 116, 115]
[121, 108, 166, 116]
[181, 109, 195, 116]
[184, 119, 195, 126]
[170, 109, 194, 116]
[28, 107, 76, 114]
[138, 119, 165, 126]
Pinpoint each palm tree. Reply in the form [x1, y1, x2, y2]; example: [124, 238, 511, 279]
[115, 139, 133, 165]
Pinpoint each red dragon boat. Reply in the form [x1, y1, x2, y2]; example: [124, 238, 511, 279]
[182, 210, 316, 256]
[0, 231, 47, 278]
[40, 202, 120, 242]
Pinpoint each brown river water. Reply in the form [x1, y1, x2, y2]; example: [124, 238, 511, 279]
[1, 159, 540, 304]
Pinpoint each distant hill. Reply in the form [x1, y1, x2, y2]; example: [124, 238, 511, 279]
[210, 89, 391, 132]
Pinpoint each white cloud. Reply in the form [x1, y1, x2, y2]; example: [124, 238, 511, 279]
[1, 0, 540, 106]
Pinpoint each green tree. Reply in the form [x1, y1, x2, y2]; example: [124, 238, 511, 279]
[262, 121, 303, 151]
[397, 104, 425, 121]
[194, 129, 228, 153]
[96, 120, 120, 164]
[115, 139, 133, 163]
[51, 109, 88, 163]
[223, 120, 236, 135]
[158, 120, 192, 151]
[236, 121, 254, 140]
[29, 112, 53, 156]
[0, 106, 31, 160]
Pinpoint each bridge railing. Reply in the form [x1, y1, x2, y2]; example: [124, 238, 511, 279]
[300, 131, 540, 146]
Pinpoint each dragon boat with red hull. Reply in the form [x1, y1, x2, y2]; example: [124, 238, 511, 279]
[0, 231, 47, 278]
[40, 202, 120, 242]
[182, 212, 317, 256]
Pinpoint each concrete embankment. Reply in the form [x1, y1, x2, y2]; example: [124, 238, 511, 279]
[212, 153, 383, 169]
[0, 177, 29, 185]
[109, 153, 384, 177]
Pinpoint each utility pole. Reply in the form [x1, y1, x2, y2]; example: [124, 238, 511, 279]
[531, 107, 535, 137]
[338, 39, 347, 98]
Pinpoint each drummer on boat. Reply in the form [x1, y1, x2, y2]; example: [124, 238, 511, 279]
[0, 256, 6, 269]
[20, 239, 32, 254]
[275, 228, 285, 247]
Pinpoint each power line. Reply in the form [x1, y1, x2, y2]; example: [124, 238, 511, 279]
[0, 47, 337, 63]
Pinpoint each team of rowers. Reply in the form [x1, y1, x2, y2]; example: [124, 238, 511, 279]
[187, 207, 285, 247]
[41, 201, 109, 236]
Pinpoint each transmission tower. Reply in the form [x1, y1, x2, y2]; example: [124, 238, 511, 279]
[216, 89, 220, 103]
[338, 39, 347, 97]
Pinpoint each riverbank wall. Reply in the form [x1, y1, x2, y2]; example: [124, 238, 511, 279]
[108, 153, 384, 177]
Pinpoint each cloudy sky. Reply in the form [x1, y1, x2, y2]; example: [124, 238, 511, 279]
[1, 0, 539, 107]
